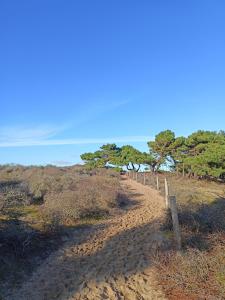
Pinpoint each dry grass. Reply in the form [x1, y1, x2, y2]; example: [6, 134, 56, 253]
[154, 240, 225, 299]
[147, 173, 225, 299]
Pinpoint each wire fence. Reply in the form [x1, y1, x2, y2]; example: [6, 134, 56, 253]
[127, 171, 182, 250]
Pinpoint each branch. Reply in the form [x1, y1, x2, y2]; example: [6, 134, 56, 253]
[136, 164, 141, 172]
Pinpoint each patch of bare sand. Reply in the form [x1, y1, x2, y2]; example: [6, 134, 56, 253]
[7, 177, 168, 300]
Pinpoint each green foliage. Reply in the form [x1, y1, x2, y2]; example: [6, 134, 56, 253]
[81, 144, 153, 172]
[147, 130, 177, 171]
[118, 145, 149, 171]
[81, 130, 225, 180]
[183, 141, 225, 179]
[148, 129, 225, 180]
[80, 144, 121, 169]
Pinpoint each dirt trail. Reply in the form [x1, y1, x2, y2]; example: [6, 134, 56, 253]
[8, 177, 168, 300]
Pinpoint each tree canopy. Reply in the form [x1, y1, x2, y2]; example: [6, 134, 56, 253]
[179, 130, 225, 179]
[80, 130, 225, 181]
[81, 144, 152, 172]
[147, 129, 225, 180]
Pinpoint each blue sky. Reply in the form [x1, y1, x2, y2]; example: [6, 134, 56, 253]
[1, 0, 225, 165]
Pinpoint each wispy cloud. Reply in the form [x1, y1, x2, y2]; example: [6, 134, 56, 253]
[0, 125, 65, 144]
[94, 99, 130, 111]
[0, 136, 150, 148]
[0, 121, 150, 148]
[51, 160, 73, 166]
[0, 99, 130, 147]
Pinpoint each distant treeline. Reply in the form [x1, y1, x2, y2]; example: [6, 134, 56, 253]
[81, 130, 225, 181]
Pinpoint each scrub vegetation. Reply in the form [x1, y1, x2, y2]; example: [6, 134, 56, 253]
[153, 173, 225, 299]
[0, 165, 125, 296]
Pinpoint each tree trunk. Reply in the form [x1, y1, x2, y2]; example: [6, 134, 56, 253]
[127, 164, 132, 171]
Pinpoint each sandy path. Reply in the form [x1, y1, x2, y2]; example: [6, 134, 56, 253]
[8, 177, 168, 300]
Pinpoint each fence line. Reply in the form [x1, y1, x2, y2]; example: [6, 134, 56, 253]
[169, 196, 182, 250]
[127, 171, 182, 250]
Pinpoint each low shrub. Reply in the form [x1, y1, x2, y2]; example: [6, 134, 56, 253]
[0, 181, 31, 210]
[155, 239, 225, 299]
[0, 222, 37, 259]
[41, 175, 121, 228]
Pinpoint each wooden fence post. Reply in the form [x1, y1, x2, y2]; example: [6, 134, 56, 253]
[136, 172, 138, 182]
[156, 175, 159, 190]
[143, 172, 146, 185]
[169, 196, 182, 250]
[150, 172, 153, 187]
[164, 178, 169, 208]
